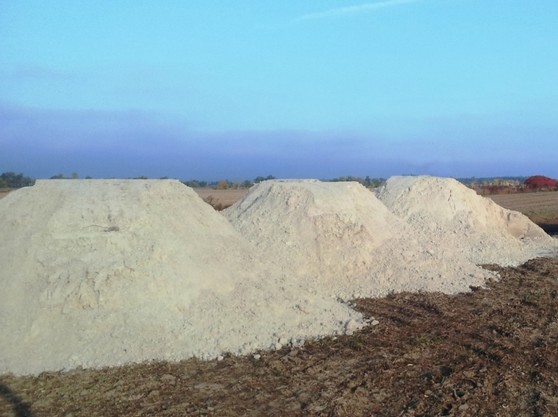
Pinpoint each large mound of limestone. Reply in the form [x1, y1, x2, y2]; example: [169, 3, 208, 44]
[225, 180, 492, 300]
[0, 180, 362, 375]
[4, 177, 553, 376]
[375, 176, 558, 266]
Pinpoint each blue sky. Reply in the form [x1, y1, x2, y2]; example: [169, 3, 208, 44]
[1, 0, 557, 180]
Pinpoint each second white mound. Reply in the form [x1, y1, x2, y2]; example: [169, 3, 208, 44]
[0, 180, 361, 375]
[225, 180, 492, 300]
[375, 176, 558, 266]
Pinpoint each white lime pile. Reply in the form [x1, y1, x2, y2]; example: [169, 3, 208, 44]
[0, 180, 362, 375]
[224, 180, 493, 300]
[375, 176, 558, 266]
[3, 177, 555, 376]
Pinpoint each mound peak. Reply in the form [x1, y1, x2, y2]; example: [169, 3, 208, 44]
[375, 175, 558, 265]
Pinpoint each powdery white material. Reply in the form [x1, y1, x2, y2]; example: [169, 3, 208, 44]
[3, 177, 554, 376]
[375, 176, 558, 266]
[0, 180, 362, 376]
[225, 180, 493, 300]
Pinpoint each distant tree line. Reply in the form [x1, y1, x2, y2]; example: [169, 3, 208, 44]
[182, 175, 277, 190]
[0, 172, 35, 188]
[0, 171, 388, 190]
[457, 176, 528, 186]
[5, 171, 554, 194]
[461, 176, 558, 195]
[328, 176, 386, 188]
[182, 175, 387, 190]
[50, 172, 94, 179]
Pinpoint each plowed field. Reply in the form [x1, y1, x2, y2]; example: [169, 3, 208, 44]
[490, 192, 558, 234]
[2, 257, 558, 416]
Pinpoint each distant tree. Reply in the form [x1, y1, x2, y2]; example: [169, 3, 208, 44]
[85, 176, 92, 179]
[71, 172, 79, 179]
[241, 180, 253, 188]
[368, 178, 386, 188]
[1, 172, 35, 188]
[50, 174, 65, 179]
[215, 180, 229, 190]
[524, 175, 558, 190]
[183, 179, 208, 188]
[254, 175, 275, 183]
[0, 177, 8, 188]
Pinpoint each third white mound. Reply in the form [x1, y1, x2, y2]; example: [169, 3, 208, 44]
[225, 180, 492, 300]
[375, 176, 558, 266]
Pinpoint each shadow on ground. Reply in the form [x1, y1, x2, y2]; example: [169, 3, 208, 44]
[540, 223, 558, 235]
[0, 383, 34, 417]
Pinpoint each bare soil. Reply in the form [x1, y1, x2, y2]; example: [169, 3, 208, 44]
[489, 191, 558, 235]
[193, 188, 249, 211]
[0, 189, 11, 199]
[2, 256, 558, 417]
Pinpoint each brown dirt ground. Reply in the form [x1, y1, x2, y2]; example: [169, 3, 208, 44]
[193, 188, 249, 211]
[2, 257, 558, 417]
[489, 192, 558, 234]
[489, 192, 558, 216]
[0, 189, 12, 199]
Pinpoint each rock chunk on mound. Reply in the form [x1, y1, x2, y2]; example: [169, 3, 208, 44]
[375, 176, 558, 266]
[0, 180, 361, 375]
[225, 180, 492, 300]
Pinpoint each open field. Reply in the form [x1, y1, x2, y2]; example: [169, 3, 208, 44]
[2, 257, 558, 416]
[0, 189, 11, 199]
[489, 191, 558, 234]
[193, 188, 248, 210]
[489, 191, 558, 221]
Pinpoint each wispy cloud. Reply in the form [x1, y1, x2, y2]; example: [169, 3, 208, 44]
[296, 0, 425, 21]
[4, 65, 75, 81]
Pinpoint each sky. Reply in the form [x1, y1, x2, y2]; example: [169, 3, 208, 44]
[1, 0, 557, 180]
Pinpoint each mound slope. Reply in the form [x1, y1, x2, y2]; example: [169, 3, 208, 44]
[225, 180, 492, 300]
[0, 180, 361, 375]
[375, 176, 558, 266]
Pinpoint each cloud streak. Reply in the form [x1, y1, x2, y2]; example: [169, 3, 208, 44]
[2, 103, 556, 180]
[296, 0, 425, 21]
[0, 64, 75, 82]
